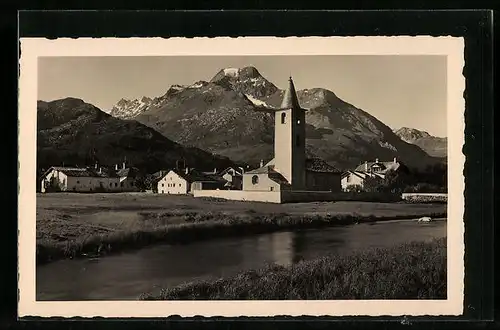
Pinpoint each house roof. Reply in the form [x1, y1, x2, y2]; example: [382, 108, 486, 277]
[342, 170, 386, 180]
[219, 167, 243, 176]
[47, 166, 119, 178]
[117, 167, 141, 178]
[245, 165, 276, 174]
[354, 160, 401, 173]
[169, 169, 225, 183]
[248, 157, 340, 174]
[305, 158, 341, 173]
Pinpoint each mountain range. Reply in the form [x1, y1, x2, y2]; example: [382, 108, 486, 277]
[393, 127, 447, 158]
[108, 66, 442, 170]
[37, 98, 237, 174]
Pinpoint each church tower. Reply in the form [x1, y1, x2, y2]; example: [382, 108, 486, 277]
[273, 77, 306, 189]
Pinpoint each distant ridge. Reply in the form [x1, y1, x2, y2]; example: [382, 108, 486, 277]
[394, 127, 447, 158]
[37, 97, 238, 174]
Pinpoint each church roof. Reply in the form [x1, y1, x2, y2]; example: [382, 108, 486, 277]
[280, 77, 301, 109]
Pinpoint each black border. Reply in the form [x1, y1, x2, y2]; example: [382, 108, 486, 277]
[4, 8, 495, 329]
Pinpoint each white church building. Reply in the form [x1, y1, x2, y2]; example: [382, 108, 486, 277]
[193, 77, 342, 203]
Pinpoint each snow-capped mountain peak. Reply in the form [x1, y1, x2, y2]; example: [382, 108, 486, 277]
[110, 96, 153, 119]
[223, 68, 240, 77]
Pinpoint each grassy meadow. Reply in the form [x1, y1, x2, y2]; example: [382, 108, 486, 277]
[37, 193, 447, 264]
[141, 238, 447, 300]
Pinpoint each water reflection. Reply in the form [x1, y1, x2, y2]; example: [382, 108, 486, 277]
[37, 219, 446, 301]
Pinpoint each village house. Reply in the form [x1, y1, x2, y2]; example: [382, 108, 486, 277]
[157, 168, 226, 195]
[341, 158, 408, 191]
[241, 77, 342, 192]
[41, 164, 121, 193]
[41, 161, 143, 193]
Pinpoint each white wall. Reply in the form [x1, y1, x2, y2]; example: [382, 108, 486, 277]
[42, 169, 122, 192]
[274, 109, 293, 184]
[341, 173, 365, 190]
[193, 190, 282, 203]
[157, 171, 188, 194]
[242, 173, 281, 191]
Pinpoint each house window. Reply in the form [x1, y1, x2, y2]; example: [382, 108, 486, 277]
[161, 190, 164, 194]
[115, 183, 118, 187]
[77, 180, 80, 184]
[120, 182, 124, 187]
[281, 112, 286, 124]
[179, 184, 181, 187]
[162, 183, 164, 187]
[252, 175, 259, 185]
[270, 187, 274, 191]
[109, 182, 112, 187]
[173, 183, 176, 187]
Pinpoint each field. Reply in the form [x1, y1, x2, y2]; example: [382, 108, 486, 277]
[141, 238, 447, 300]
[37, 193, 447, 264]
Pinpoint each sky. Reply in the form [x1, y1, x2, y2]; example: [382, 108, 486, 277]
[38, 55, 447, 137]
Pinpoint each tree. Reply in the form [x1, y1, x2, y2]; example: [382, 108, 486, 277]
[44, 176, 64, 192]
[363, 175, 385, 193]
[134, 173, 155, 192]
[345, 184, 364, 193]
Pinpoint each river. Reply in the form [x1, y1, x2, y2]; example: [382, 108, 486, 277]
[36, 218, 446, 301]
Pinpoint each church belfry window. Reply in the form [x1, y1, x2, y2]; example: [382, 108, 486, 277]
[281, 112, 286, 124]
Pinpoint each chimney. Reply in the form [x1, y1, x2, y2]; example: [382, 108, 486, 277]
[260, 159, 264, 167]
[393, 157, 397, 164]
[95, 162, 98, 170]
[185, 167, 189, 174]
[122, 162, 126, 170]
[238, 166, 245, 175]
[115, 164, 118, 171]
[99, 167, 102, 174]
[364, 161, 368, 172]
[375, 158, 379, 163]
[213, 168, 217, 174]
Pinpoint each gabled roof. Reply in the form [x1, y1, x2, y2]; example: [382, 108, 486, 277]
[117, 167, 141, 178]
[342, 170, 385, 180]
[306, 158, 341, 174]
[354, 160, 401, 173]
[46, 166, 119, 178]
[245, 165, 276, 174]
[168, 169, 226, 183]
[219, 167, 243, 177]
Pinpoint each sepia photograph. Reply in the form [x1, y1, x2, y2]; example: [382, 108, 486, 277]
[18, 36, 465, 317]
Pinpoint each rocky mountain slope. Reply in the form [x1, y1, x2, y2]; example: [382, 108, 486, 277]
[111, 66, 440, 170]
[37, 98, 237, 173]
[110, 96, 153, 119]
[394, 127, 447, 158]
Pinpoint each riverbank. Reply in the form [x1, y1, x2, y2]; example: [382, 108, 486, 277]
[37, 193, 447, 265]
[140, 238, 447, 300]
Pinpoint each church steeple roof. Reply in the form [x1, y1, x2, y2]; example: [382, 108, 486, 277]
[280, 76, 301, 109]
